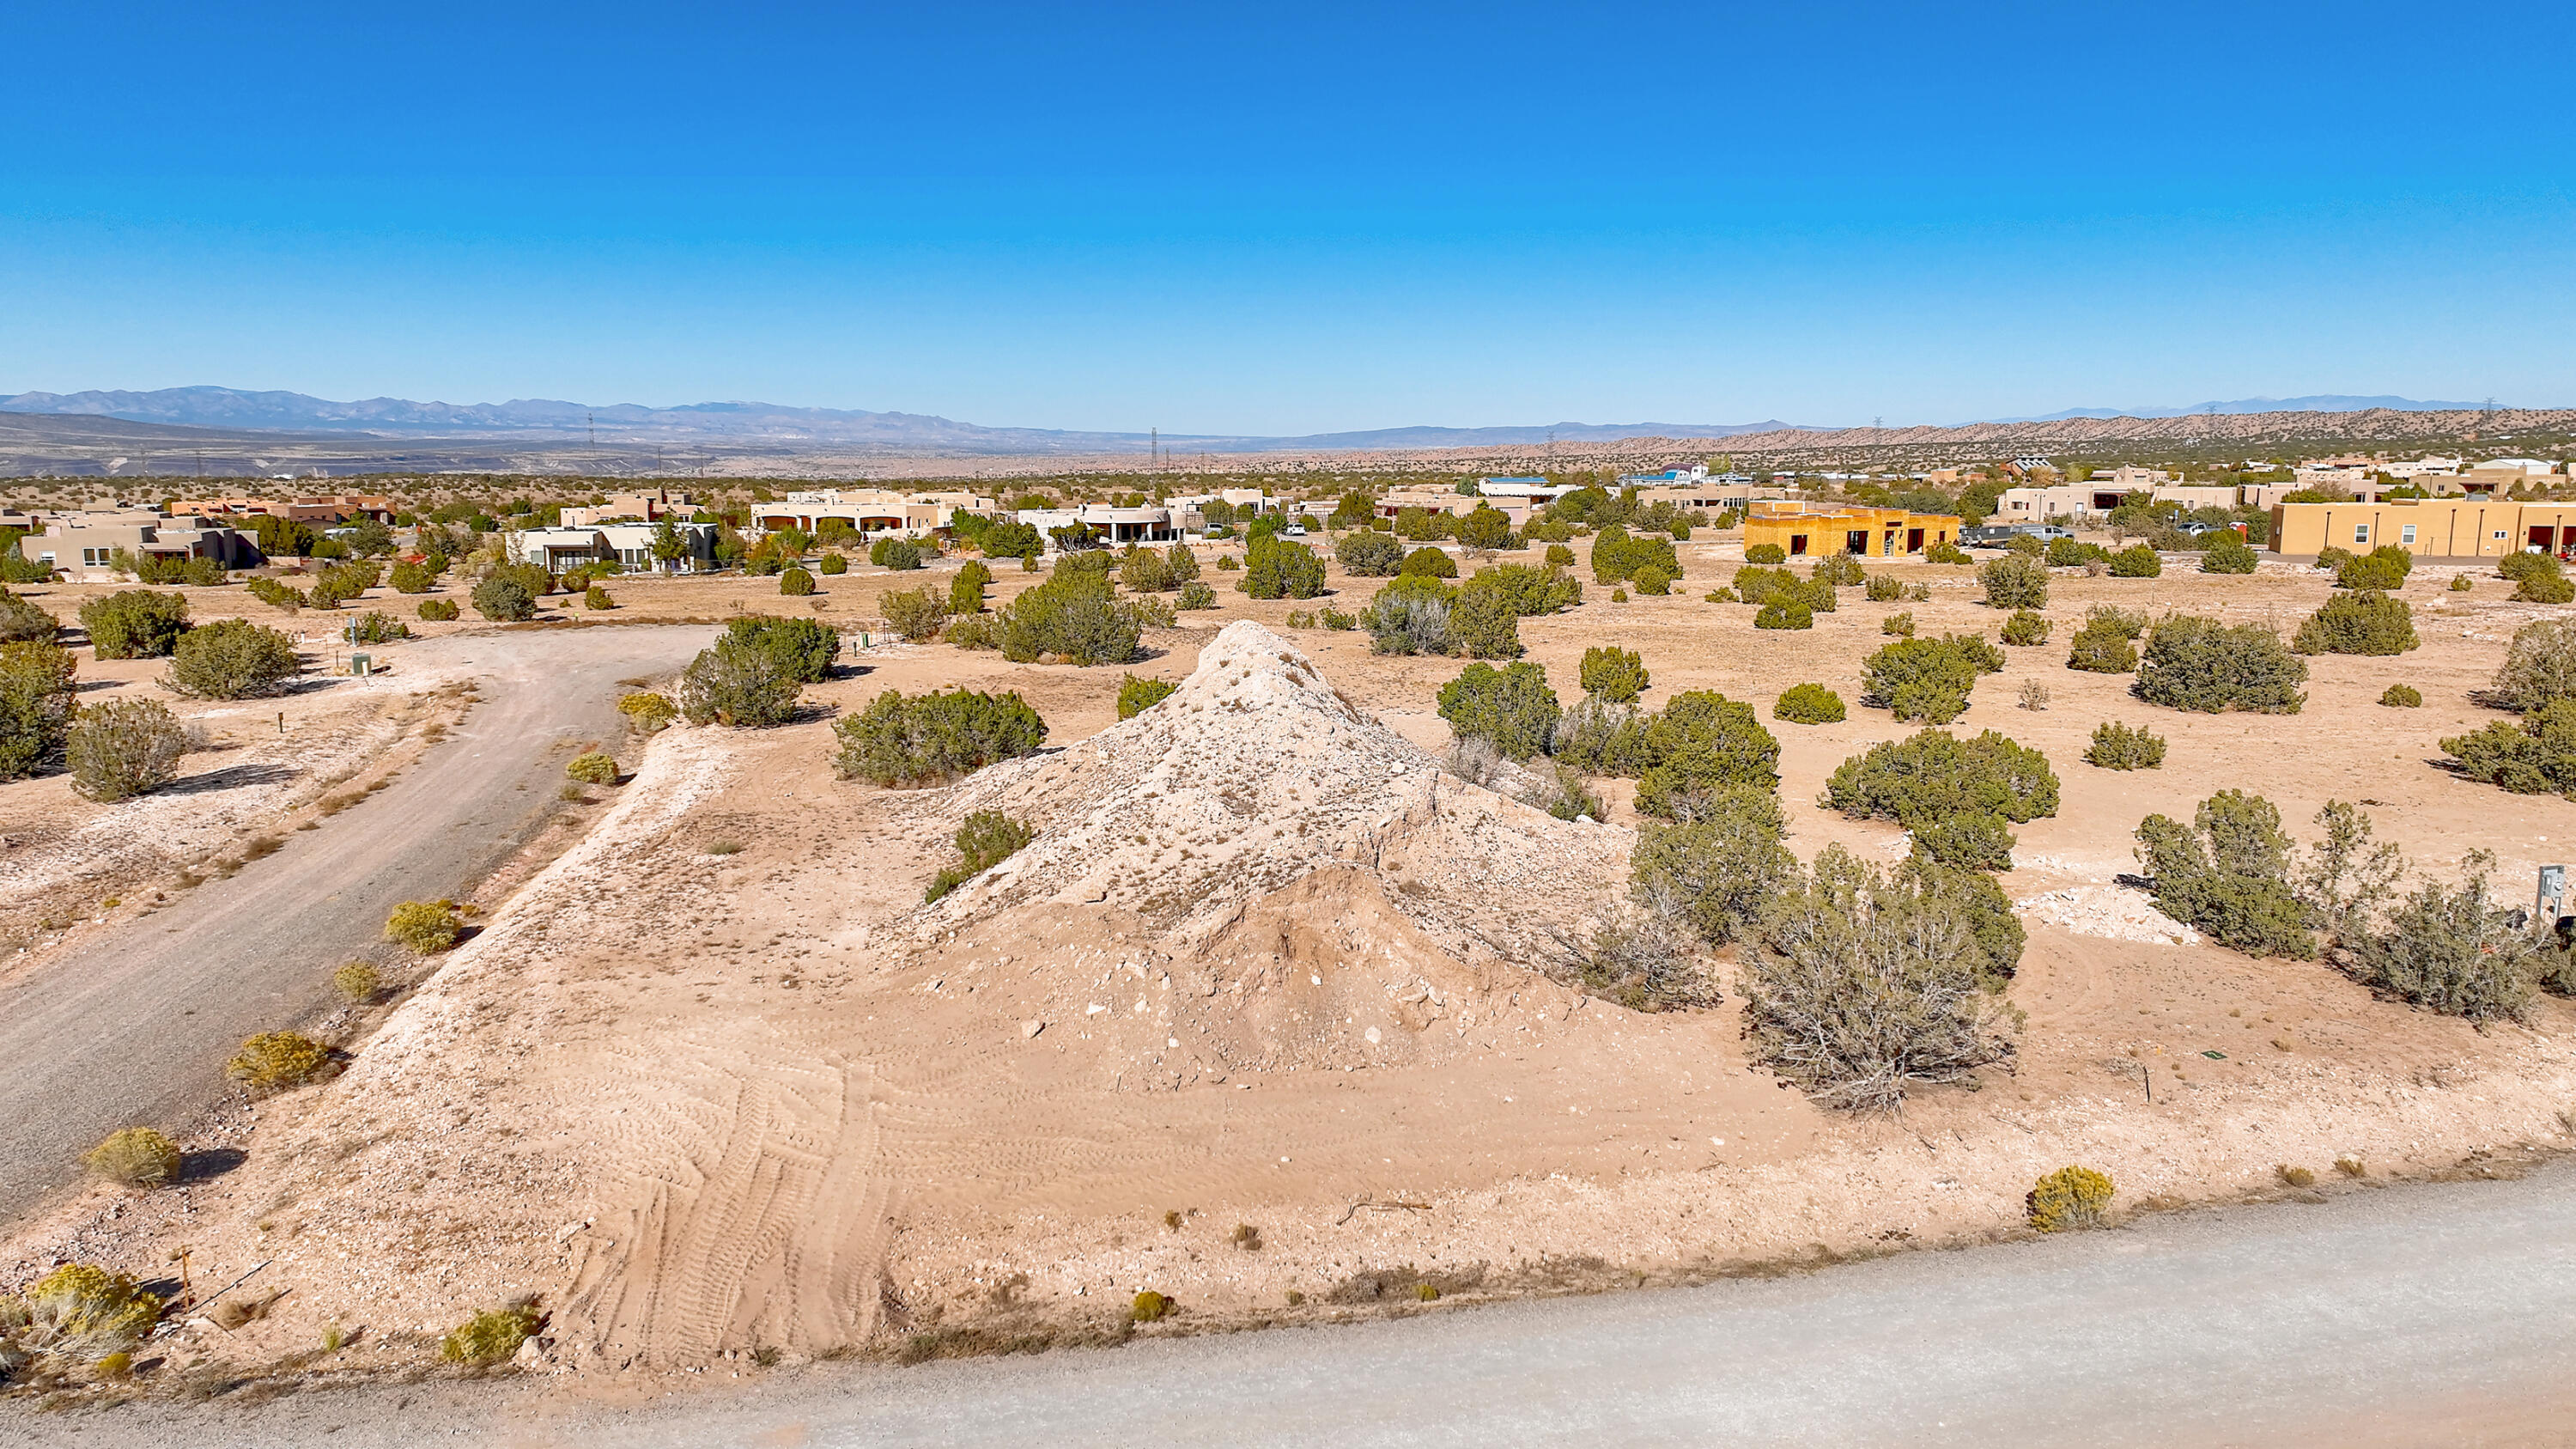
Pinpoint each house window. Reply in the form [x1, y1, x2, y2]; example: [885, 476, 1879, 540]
[2400, 524, 2417, 545]
[2495, 529, 2512, 540]
[2353, 524, 2370, 543]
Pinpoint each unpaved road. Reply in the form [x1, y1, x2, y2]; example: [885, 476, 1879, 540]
[13, 1160, 2574, 1447]
[0, 624, 713, 1226]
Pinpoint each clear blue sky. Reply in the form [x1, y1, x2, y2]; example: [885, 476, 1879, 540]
[8, 1, 2573, 434]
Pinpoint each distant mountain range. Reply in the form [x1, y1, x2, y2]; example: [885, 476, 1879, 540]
[2000, 394, 2493, 423]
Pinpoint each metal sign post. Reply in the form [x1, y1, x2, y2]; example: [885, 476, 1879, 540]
[2537, 864, 2567, 935]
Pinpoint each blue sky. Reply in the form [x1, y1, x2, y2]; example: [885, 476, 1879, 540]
[7, 1, 2573, 434]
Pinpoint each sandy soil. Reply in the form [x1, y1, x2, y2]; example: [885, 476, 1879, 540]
[8, 536, 2575, 1397]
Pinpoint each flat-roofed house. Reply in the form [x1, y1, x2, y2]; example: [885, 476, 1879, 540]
[36, 510, 260, 581]
[1742, 500, 1960, 559]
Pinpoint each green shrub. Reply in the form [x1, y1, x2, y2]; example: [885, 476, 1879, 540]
[2516, 570, 2576, 604]
[566, 752, 618, 785]
[580, 584, 613, 611]
[1864, 573, 1903, 601]
[726, 615, 841, 682]
[2336, 545, 2412, 591]
[390, 561, 435, 594]
[65, 698, 186, 801]
[833, 688, 1048, 785]
[1446, 575, 1527, 659]
[1364, 576, 1452, 655]
[1000, 569, 1148, 664]
[0, 588, 55, 644]
[2442, 698, 2576, 796]
[418, 597, 460, 621]
[1732, 564, 1797, 605]
[2448, 573, 2470, 592]
[0, 641, 76, 780]
[2499, 550, 2559, 583]
[2085, 721, 2166, 770]
[2493, 618, 2576, 709]
[1754, 600, 1812, 630]
[1336, 530, 1405, 576]
[1821, 728, 2059, 861]
[2200, 531, 2258, 573]
[167, 618, 300, 698]
[1772, 683, 1845, 724]
[1522, 761, 1606, 822]
[1119, 546, 1173, 593]
[1399, 545, 1457, 579]
[2340, 850, 2543, 1022]
[2026, 1166, 2114, 1233]
[778, 566, 816, 597]
[1242, 538, 1327, 599]
[2315, 544, 2354, 574]
[349, 611, 410, 642]
[2138, 615, 2306, 713]
[2292, 591, 2417, 655]
[1978, 554, 2048, 609]
[385, 898, 465, 953]
[2107, 544, 2162, 577]
[1164, 544, 1200, 583]
[1548, 695, 1646, 776]
[1812, 553, 1867, 588]
[2005, 535, 2044, 557]
[1545, 543, 1577, 567]
[440, 1304, 542, 1365]
[1744, 543, 1786, 563]
[1999, 609, 2050, 646]
[1923, 540, 1972, 564]
[677, 635, 804, 726]
[1742, 846, 2016, 1110]
[2066, 605, 2146, 673]
[2377, 684, 2421, 708]
[1437, 661, 1558, 760]
[819, 552, 849, 575]
[227, 1030, 334, 1091]
[1881, 611, 1915, 636]
[471, 576, 536, 621]
[84, 1127, 181, 1188]
[869, 537, 925, 570]
[1578, 646, 1649, 703]
[2135, 791, 2313, 957]
[1858, 637, 1984, 723]
[1590, 524, 1681, 585]
[881, 586, 949, 642]
[1636, 691, 1780, 817]
[1176, 580, 1217, 610]
[925, 810, 1036, 903]
[79, 590, 191, 659]
[1631, 564, 1672, 595]
[1116, 674, 1176, 720]
[1631, 785, 1796, 946]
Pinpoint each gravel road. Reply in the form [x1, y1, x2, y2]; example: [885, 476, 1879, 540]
[0, 624, 712, 1226]
[8, 1160, 2571, 1447]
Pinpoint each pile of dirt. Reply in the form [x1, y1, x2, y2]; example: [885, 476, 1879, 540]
[890, 620, 1631, 1080]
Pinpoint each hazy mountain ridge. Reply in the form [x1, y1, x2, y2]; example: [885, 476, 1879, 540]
[2002, 394, 2494, 423]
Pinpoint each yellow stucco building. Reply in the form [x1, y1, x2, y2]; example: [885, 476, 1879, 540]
[2269, 499, 2576, 559]
[1743, 501, 1961, 559]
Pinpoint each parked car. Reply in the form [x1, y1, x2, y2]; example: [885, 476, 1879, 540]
[1961, 523, 2074, 546]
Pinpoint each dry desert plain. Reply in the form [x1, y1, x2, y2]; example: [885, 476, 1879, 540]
[4, 533, 2575, 1394]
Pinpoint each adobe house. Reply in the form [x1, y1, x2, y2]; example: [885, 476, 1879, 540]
[1743, 501, 1959, 558]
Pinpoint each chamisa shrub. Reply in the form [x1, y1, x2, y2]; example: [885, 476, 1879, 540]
[2441, 699, 2576, 798]
[1116, 673, 1177, 719]
[0, 641, 76, 780]
[618, 691, 677, 733]
[2134, 790, 2312, 957]
[1364, 576, 1452, 656]
[332, 961, 382, 1002]
[440, 1304, 543, 1366]
[833, 687, 1048, 786]
[1336, 531, 1406, 576]
[471, 576, 537, 622]
[2492, 618, 2576, 710]
[2084, 721, 2166, 770]
[578, 584, 611, 611]
[1635, 691, 1781, 817]
[167, 618, 300, 698]
[1978, 554, 2049, 609]
[1821, 728, 2059, 870]
[1741, 846, 2017, 1110]
[678, 635, 805, 727]
[880, 586, 950, 642]
[2291, 591, 2418, 655]
[418, 598, 460, 622]
[1578, 646, 1649, 703]
[2339, 849, 2544, 1023]
[1630, 785, 1796, 947]
[924, 809, 1036, 903]
[1864, 573, 1904, 602]
[2336, 544, 2412, 591]
[1772, 683, 1846, 725]
[8, 1265, 163, 1365]
[65, 698, 187, 802]
[2107, 543, 2162, 577]
[79, 590, 192, 659]
[565, 751, 618, 784]
[2200, 530, 2258, 573]
[2137, 615, 2306, 713]
[2026, 1166, 2114, 1233]
[1744, 542, 1787, 564]
[385, 898, 465, 953]
[83, 1127, 182, 1189]
[1999, 608, 2050, 646]
[1858, 636, 1996, 724]
[227, 1031, 334, 1091]
[2065, 605, 2147, 673]
[1436, 661, 1558, 761]
[1812, 552, 1868, 588]
[1881, 611, 1915, 636]
[2379, 684, 2422, 708]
